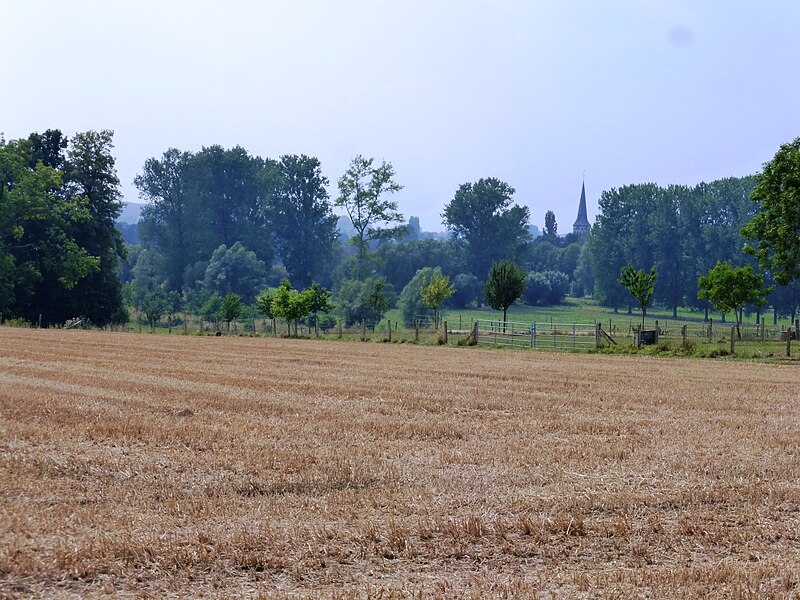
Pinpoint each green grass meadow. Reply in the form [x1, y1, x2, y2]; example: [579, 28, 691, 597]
[111, 297, 799, 361]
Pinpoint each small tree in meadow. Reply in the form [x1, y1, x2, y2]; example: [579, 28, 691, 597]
[420, 273, 455, 329]
[619, 263, 657, 330]
[166, 290, 182, 333]
[142, 290, 168, 333]
[272, 279, 312, 336]
[484, 260, 527, 328]
[362, 278, 389, 331]
[256, 289, 276, 333]
[305, 282, 334, 336]
[698, 261, 770, 339]
[200, 292, 223, 330]
[220, 293, 243, 333]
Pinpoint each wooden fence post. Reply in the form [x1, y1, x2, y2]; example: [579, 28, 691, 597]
[415, 319, 420, 342]
[388, 320, 392, 342]
[595, 323, 600, 348]
[730, 326, 736, 355]
[361, 321, 366, 342]
[681, 325, 687, 343]
[708, 318, 713, 342]
[788, 326, 792, 358]
[473, 320, 479, 344]
[443, 321, 448, 344]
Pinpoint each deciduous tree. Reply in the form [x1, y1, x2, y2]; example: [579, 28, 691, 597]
[220, 293, 243, 332]
[697, 261, 770, 339]
[484, 260, 526, 326]
[442, 178, 530, 280]
[305, 282, 334, 336]
[544, 210, 558, 237]
[335, 155, 404, 279]
[742, 137, 800, 287]
[142, 290, 168, 333]
[135, 148, 196, 291]
[271, 279, 312, 336]
[269, 155, 338, 288]
[374, 238, 460, 293]
[0, 136, 99, 322]
[450, 273, 482, 308]
[200, 292, 223, 327]
[362, 278, 390, 330]
[398, 267, 438, 327]
[60, 130, 127, 325]
[524, 270, 570, 305]
[618, 263, 657, 329]
[256, 289, 276, 319]
[420, 272, 455, 329]
[203, 242, 267, 303]
[335, 277, 393, 328]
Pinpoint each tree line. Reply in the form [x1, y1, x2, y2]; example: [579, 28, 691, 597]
[587, 175, 800, 322]
[2, 128, 799, 329]
[127, 147, 542, 327]
[0, 130, 125, 326]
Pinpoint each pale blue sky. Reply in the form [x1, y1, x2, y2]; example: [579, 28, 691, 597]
[2, 1, 799, 232]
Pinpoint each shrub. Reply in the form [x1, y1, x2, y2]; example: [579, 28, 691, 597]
[398, 268, 440, 327]
[523, 270, 570, 305]
[449, 273, 482, 308]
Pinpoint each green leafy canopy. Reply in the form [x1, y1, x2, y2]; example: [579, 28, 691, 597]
[618, 263, 657, 328]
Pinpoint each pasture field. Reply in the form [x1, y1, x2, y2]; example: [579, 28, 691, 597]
[1, 328, 799, 598]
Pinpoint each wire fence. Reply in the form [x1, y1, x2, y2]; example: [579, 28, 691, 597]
[475, 319, 597, 350]
[98, 311, 798, 357]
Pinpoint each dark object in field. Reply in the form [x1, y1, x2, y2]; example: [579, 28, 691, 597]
[635, 329, 658, 347]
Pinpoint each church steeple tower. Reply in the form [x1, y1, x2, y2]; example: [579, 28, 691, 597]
[572, 180, 590, 238]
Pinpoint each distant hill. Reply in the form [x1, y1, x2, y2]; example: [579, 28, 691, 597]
[118, 202, 144, 224]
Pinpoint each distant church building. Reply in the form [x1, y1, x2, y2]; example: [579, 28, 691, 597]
[572, 181, 590, 238]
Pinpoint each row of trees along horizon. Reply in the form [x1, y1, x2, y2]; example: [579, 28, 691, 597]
[1, 128, 799, 330]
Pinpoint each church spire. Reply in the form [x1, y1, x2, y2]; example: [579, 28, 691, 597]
[572, 180, 590, 237]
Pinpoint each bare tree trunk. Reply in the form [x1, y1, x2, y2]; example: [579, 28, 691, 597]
[735, 310, 742, 340]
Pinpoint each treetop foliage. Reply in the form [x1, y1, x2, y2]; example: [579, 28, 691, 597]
[1, 129, 125, 326]
[7, 128, 799, 328]
[742, 137, 800, 287]
[698, 261, 770, 338]
[399, 267, 441, 327]
[442, 177, 531, 280]
[335, 155, 405, 279]
[544, 210, 557, 237]
[589, 177, 760, 316]
[618, 263, 657, 327]
[484, 259, 527, 323]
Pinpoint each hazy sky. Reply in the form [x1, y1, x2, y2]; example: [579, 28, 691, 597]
[3, 1, 799, 232]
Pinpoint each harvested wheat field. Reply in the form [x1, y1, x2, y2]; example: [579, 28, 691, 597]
[0, 328, 799, 599]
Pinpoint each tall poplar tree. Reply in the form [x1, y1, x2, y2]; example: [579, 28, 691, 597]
[269, 155, 338, 288]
